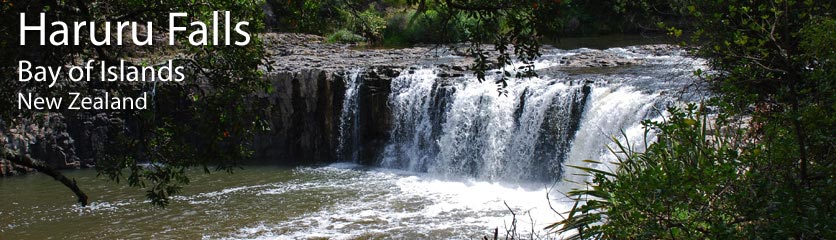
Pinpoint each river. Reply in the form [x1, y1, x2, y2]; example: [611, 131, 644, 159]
[2, 44, 704, 239]
[2, 164, 563, 239]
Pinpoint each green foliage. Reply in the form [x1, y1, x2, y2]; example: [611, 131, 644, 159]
[0, 0, 270, 207]
[267, 1, 387, 43]
[684, 6, 836, 233]
[265, 0, 688, 40]
[553, 0, 688, 36]
[327, 29, 367, 43]
[266, 0, 344, 34]
[554, 0, 835, 238]
[551, 104, 751, 239]
[425, 0, 563, 85]
[345, 7, 388, 42]
[382, 8, 475, 45]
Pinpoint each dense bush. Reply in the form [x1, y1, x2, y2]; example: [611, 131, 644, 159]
[265, 0, 689, 42]
[382, 9, 475, 46]
[554, 103, 834, 239]
[266, 0, 344, 34]
[552, 1, 835, 238]
[551, 105, 754, 239]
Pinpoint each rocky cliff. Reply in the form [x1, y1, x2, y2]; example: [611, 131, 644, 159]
[1, 113, 116, 175]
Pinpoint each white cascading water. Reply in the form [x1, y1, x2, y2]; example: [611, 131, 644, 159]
[432, 77, 590, 182]
[337, 69, 363, 162]
[381, 70, 601, 183]
[381, 69, 441, 171]
[377, 47, 701, 186]
[559, 86, 666, 189]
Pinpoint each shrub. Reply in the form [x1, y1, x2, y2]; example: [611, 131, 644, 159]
[382, 9, 475, 45]
[550, 104, 750, 239]
[342, 7, 387, 43]
[381, 9, 416, 46]
[326, 29, 366, 43]
[551, 102, 835, 239]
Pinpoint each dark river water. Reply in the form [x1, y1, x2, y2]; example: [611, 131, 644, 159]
[1, 164, 562, 239]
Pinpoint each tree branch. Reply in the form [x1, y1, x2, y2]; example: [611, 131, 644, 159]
[2, 151, 89, 206]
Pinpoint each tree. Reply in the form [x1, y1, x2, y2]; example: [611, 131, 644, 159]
[0, 0, 270, 207]
[686, 0, 835, 236]
[550, 0, 835, 238]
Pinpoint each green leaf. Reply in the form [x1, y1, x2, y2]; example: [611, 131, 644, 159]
[568, 165, 616, 177]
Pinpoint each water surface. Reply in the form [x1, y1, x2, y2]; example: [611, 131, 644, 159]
[1, 164, 562, 239]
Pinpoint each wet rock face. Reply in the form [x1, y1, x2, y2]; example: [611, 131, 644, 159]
[66, 113, 116, 166]
[355, 68, 397, 165]
[1, 114, 113, 176]
[563, 51, 639, 68]
[252, 67, 399, 165]
[262, 33, 473, 75]
[254, 69, 340, 164]
[1, 115, 75, 174]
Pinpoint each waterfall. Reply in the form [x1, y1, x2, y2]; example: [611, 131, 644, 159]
[337, 69, 363, 162]
[559, 86, 668, 189]
[381, 69, 604, 182]
[381, 69, 442, 171]
[357, 47, 698, 184]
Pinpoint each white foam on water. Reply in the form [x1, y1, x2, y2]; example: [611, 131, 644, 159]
[214, 166, 569, 239]
[71, 199, 135, 214]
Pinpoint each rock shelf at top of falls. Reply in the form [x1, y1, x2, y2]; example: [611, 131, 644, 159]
[262, 33, 679, 76]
